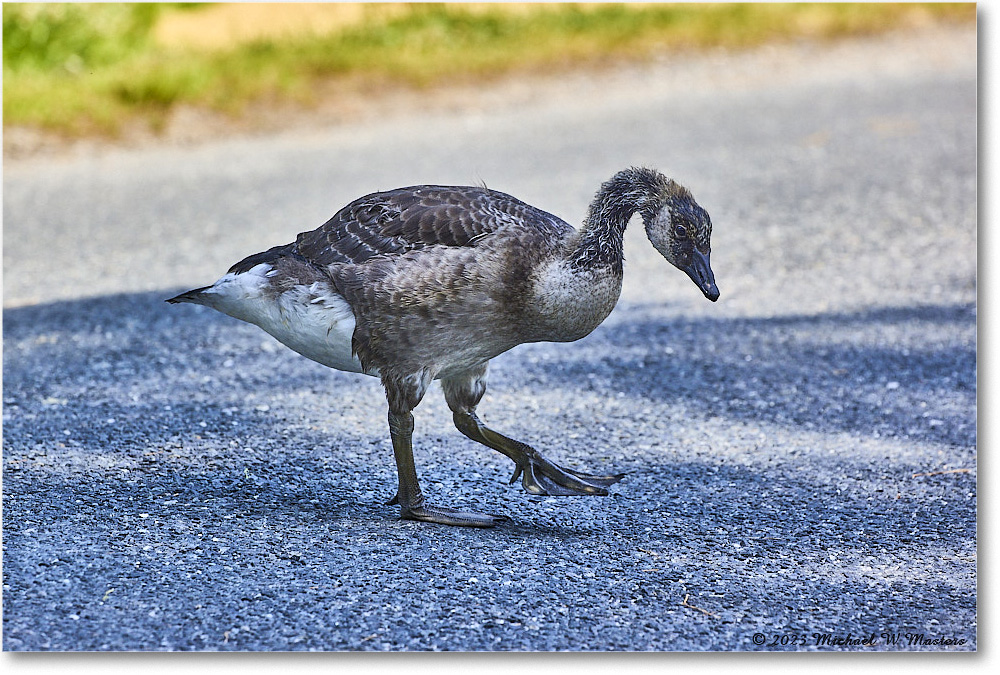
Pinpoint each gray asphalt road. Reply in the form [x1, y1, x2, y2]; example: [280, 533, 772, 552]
[2, 27, 977, 651]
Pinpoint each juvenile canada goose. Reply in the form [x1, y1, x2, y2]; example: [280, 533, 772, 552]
[168, 167, 719, 527]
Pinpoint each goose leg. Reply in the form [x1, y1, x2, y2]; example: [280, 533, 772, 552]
[442, 366, 625, 497]
[453, 411, 624, 496]
[383, 373, 507, 528]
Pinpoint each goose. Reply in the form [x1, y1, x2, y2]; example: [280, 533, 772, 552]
[168, 167, 719, 527]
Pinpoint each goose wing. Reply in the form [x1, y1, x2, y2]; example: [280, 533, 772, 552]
[292, 185, 569, 267]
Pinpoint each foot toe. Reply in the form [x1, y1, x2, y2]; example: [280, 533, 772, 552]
[400, 504, 509, 528]
[562, 467, 626, 487]
[526, 464, 608, 496]
[513, 455, 622, 496]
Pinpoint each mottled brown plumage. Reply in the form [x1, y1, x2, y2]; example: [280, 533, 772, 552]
[320, 187, 569, 378]
[168, 167, 719, 527]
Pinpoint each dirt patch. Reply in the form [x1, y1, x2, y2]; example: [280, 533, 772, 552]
[152, 3, 409, 50]
[152, 3, 587, 50]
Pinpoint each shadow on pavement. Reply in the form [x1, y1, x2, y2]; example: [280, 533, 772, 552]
[4, 290, 976, 457]
[2, 290, 976, 650]
[535, 301, 976, 448]
[3, 289, 976, 532]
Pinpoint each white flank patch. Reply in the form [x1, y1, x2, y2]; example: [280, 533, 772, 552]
[200, 264, 370, 374]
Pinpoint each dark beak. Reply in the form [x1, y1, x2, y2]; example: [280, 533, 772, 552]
[683, 249, 720, 302]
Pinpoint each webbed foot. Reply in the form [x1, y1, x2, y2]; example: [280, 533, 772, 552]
[402, 503, 509, 527]
[387, 493, 509, 528]
[451, 410, 625, 497]
[509, 450, 626, 496]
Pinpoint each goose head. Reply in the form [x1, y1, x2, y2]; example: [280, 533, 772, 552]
[643, 185, 720, 302]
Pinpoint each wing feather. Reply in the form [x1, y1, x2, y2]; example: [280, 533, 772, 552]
[291, 185, 569, 267]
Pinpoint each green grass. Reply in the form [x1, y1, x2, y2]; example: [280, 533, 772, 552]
[3, 2, 976, 137]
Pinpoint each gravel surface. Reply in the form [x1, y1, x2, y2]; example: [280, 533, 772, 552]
[2, 26, 977, 651]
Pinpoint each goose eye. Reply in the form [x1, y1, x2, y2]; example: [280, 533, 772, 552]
[674, 223, 687, 237]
